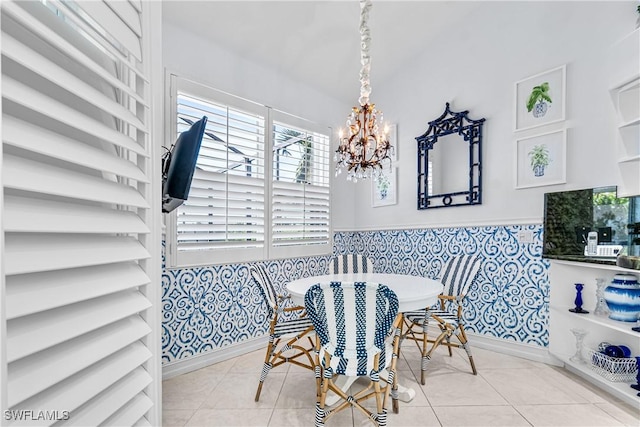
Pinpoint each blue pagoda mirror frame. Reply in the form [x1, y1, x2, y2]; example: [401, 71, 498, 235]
[416, 103, 485, 209]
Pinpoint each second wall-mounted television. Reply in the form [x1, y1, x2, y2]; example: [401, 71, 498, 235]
[543, 186, 639, 259]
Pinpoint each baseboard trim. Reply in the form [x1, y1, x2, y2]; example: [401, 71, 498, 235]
[466, 332, 560, 366]
[162, 336, 268, 380]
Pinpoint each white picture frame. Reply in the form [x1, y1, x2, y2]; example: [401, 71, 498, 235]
[514, 65, 566, 132]
[372, 167, 397, 207]
[387, 123, 398, 161]
[515, 129, 567, 189]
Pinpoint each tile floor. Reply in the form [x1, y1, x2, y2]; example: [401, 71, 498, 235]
[163, 344, 640, 426]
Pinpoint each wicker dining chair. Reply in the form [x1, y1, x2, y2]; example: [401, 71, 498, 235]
[250, 264, 315, 401]
[305, 281, 401, 427]
[330, 254, 374, 274]
[401, 255, 482, 384]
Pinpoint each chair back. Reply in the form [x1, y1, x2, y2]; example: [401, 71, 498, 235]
[304, 281, 398, 376]
[439, 255, 481, 298]
[250, 264, 278, 315]
[331, 254, 373, 274]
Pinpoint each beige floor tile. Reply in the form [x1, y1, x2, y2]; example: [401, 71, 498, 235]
[469, 346, 550, 370]
[421, 371, 508, 407]
[201, 372, 286, 409]
[515, 403, 626, 426]
[185, 408, 273, 427]
[595, 402, 640, 426]
[231, 348, 292, 374]
[381, 406, 440, 427]
[270, 407, 354, 427]
[162, 367, 223, 410]
[403, 346, 476, 379]
[162, 409, 195, 427]
[543, 366, 610, 404]
[481, 368, 589, 406]
[275, 371, 319, 409]
[433, 405, 531, 427]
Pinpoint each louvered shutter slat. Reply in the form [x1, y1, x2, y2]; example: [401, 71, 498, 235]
[2, 34, 146, 131]
[5, 234, 150, 276]
[7, 291, 151, 362]
[3, 116, 149, 182]
[1, 1, 147, 106]
[4, 195, 149, 234]
[2, 77, 146, 156]
[6, 263, 150, 320]
[72, 1, 142, 62]
[3, 155, 149, 208]
[60, 367, 151, 427]
[100, 393, 154, 427]
[105, 0, 142, 37]
[128, 0, 142, 13]
[8, 317, 151, 407]
[11, 343, 152, 420]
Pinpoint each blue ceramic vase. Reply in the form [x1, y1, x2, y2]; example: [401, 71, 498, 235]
[604, 274, 640, 322]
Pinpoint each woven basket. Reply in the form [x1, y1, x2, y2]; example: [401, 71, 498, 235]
[587, 349, 638, 382]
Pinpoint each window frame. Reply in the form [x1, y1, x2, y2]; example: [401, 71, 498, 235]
[165, 74, 332, 268]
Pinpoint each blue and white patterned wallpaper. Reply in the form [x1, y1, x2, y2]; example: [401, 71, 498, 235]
[334, 225, 550, 346]
[161, 224, 550, 364]
[162, 256, 330, 363]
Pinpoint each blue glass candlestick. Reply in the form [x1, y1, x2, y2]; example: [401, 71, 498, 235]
[569, 283, 589, 314]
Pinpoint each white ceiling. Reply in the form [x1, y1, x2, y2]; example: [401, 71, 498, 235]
[162, 1, 480, 104]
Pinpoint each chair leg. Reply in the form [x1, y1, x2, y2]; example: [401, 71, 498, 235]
[446, 335, 453, 357]
[314, 402, 325, 427]
[457, 324, 478, 375]
[422, 329, 450, 385]
[255, 336, 276, 401]
[254, 361, 272, 401]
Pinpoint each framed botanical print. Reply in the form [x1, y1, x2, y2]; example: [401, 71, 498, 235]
[514, 65, 566, 131]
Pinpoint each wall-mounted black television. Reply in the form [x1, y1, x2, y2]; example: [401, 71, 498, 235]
[162, 116, 207, 213]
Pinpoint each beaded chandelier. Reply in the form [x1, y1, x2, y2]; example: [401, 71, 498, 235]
[334, 0, 393, 182]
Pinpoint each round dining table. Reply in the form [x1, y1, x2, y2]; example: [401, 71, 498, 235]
[286, 272, 443, 406]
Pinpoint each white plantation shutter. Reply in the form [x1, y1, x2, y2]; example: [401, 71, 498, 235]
[166, 78, 331, 266]
[169, 77, 267, 266]
[1, 1, 160, 425]
[271, 113, 331, 258]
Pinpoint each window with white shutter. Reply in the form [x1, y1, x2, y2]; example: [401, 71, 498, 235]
[271, 112, 331, 259]
[1, 0, 160, 424]
[166, 77, 331, 267]
[167, 77, 268, 266]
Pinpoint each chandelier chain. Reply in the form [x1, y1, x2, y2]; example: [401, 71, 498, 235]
[359, 0, 372, 106]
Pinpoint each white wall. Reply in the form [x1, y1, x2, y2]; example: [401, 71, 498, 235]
[335, 1, 638, 231]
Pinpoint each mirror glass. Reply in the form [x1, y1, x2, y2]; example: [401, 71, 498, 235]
[416, 103, 485, 209]
[430, 133, 469, 195]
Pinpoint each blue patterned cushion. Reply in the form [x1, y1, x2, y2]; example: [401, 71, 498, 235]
[304, 281, 398, 376]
